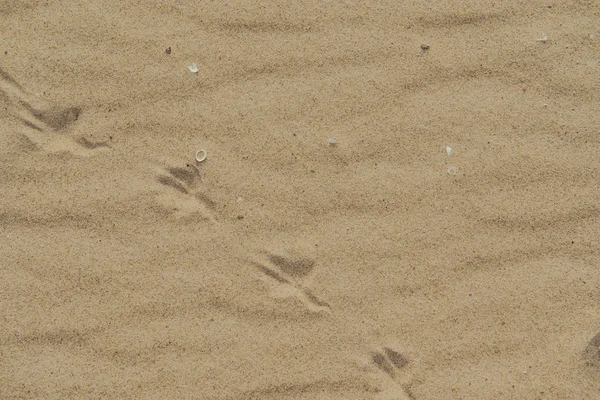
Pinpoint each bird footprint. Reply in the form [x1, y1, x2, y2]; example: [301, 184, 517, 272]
[370, 347, 414, 399]
[583, 332, 600, 368]
[0, 67, 107, 155]
[250, 249, 330, 313]
[155, 163, 217, 220]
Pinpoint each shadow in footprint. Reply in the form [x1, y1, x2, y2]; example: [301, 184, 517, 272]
[75, 137, 110, 150]
[20, 101, 80, 131]
[0, 67, 81, 133]
[369, 347, 413, 399]
[269, 254, 315, 278]
[250, 250, 330, 313]
[157, 175, 189, 194]
[155, 163, 217, 220]
[372, 348, 409, 378]
[584, 332, 600, 368]
[0, 67, 100, 155]
[166, 167, 198, 187]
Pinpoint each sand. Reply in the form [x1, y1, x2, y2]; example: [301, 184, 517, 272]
[1, 1, 599, 399]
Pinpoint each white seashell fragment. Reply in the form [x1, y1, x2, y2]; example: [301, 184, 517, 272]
[447, 166, 457, 175]
[188, 63, 199, 73]
[446, 145, 452, 156]
[328, 138, 337, 145]
[195, 149, 207, 162]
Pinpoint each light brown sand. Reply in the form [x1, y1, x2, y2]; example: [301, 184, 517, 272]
[1, 1, 599, 399]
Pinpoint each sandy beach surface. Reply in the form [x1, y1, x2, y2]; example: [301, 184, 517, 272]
[1, 1, 599, 398]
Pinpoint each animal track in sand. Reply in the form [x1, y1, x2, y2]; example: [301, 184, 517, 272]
[155, 162, 218, 220]
[369, 346, 414, 399]
[372, 347, 409, 378]
[268, 252, 315, 278]
[0, 67, 107, 156]
[250, 248, 330, 313]
[583, 332, 600, 368]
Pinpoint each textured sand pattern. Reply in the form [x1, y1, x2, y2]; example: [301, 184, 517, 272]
[1, 1, 599, 399]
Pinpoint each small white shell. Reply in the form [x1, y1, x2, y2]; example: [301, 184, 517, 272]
[195, 149, 207, 162]
[447, 166, 457, 175]
[446, 145, 452, 156]
[188, 63, 199, 73]
[328, 138, 337, 145]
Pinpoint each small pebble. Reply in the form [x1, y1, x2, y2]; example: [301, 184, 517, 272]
[421, 43, 430, 50]
[328, 138, 337, 145]
[237, 215, 244, 220]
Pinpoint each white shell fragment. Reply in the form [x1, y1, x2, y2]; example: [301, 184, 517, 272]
[446, 145, 452, 156]
[328, 138, 337, 145]
[188, 63, 199, 73]
[447, 166, 457, 175]
[536, 34, 548, 42]
[195, 149, 207, 162]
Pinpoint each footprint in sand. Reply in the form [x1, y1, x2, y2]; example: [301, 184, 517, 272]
[369, 347, 414, 400]
[154, 162, 218, 220]
[249, 247, 331, 313]
[583, 332, 600, 368]
[0, 67, 107, 156]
